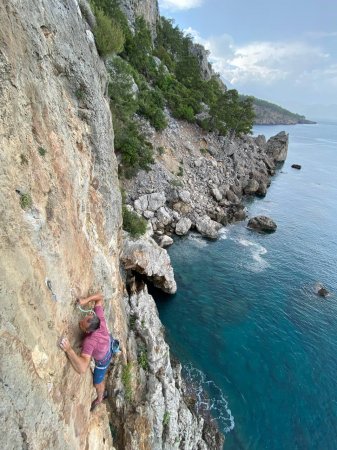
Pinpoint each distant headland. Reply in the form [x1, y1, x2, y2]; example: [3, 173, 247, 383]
[241, 95, 317, 125]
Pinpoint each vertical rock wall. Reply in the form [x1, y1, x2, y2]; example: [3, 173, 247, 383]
[0, 1, 224, 449]
[0, 0, 124, 448]
[119, 0, 159, 36]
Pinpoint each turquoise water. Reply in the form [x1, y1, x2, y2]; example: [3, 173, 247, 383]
[155, 121, 337, 449]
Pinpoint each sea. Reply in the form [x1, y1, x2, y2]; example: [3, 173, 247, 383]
[154, 121, 337, 449]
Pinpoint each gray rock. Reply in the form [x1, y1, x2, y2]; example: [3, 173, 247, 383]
[118, 0, 159, 38]
[247, 216, 277, 232]
[158, 235, 174, 248]
[223, 141, 237, 156]
[267, 131, 289, 162]
[255, 134, 267, 149]
[211, 187, 222, 201]
[194, 158, 204, 168]
[195, 215, 221, 239]
[126, 285, 224, 449]
[317, 287, 329, 297]
[257, 182, 268, 196]
[226, 190, 240, 204]
[134, 195, 148, 212]
[147, 192, 166, 211]
[233, 209, 246, 221]
[175, 217, 192, 236]
[156, 206, 172, 226]
[122, 234, 177, 293]
[244, 179, 260, 195]
[172, 210, 181, 221]
[178, 189, 191, 203]
[143, 210, 154, 219]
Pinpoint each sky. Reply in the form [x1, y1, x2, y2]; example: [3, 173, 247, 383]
[158, 0, 337, 119]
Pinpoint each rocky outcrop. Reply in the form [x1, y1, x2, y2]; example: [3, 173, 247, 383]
[121, 234, 177, 293]
[108, 283, 224, 450]
[188, 43, 213, 81]
[124, 115, 289, 241]
[175, 217, 192, 236]
[196, 215, 222, 239]
[119, 0, 159, 37]
[315, 283, 330, 297]
[266, 131, 289, 162]
[247, 216, 277, 232]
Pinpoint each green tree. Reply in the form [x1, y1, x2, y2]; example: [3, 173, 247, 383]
[92, 8, 125, 56]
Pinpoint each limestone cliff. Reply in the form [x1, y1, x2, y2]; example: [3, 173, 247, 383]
[0, 1, 223, 449]
[0, 0, 122, 447]
[119, 0, 159, 36]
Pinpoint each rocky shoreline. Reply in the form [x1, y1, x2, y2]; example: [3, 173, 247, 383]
[124, 115, 288, 242]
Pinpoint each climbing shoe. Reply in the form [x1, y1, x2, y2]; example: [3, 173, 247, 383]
[90, 391, 108, 412]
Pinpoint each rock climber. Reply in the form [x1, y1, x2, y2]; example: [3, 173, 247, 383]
[59, 293, 113, 411]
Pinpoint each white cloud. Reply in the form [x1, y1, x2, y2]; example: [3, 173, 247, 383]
[187, 28, 331, 88]
[159, 0, 203, 11]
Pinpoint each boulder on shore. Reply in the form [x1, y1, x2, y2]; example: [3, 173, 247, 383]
[158, 235, 174, 248]
[247, 216, 277, 232]
[175, 217, 192, 236]
[196, 215, 222, 239]
[266, 131, 289, 162]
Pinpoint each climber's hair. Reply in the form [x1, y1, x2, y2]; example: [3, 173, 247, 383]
[87, 314, 100, 332]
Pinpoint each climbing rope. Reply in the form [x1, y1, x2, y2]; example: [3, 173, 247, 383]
[77, 303, 96, 316]
[70, 287, 96, 316]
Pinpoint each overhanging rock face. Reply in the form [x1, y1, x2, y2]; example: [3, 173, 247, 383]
[121, 234, 177, 294]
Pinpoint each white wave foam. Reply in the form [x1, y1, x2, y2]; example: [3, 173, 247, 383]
[236, 238, 269, 272]
[187, 233, 208, 247]
[183, 363, 235, 433]
[219, 228, 228, 240]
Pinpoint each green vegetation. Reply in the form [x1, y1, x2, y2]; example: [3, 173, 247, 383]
[137, 345, 149, 371]
[200, 148, 208, 155]
[75, 88, 85, 100]
[122, 362, 133, 402]
[38, 146, 46, 157]
[20, 154, 28, 165]
[89, 2, 255, 177]
[170, 179, 183, 188]
[157, 146, 165, 156]
[20, 193, 32, 210]
[129, 313, 137, 331]
[122, 206, 147, 237]
[242, 95, 312, 124]
[163, 411, 170, 427]
[91, 7, 125, 56]
[177, 165, 183, 177]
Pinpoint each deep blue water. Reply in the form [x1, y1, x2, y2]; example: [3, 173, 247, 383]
[155, 121, 337, 449]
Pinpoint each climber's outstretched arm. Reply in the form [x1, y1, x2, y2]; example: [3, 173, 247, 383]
[59, 337, 91, 374]
[77, 293, 103, 307]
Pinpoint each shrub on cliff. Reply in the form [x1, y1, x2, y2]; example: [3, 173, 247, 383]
[115, 122, 154, 178]
[122, 206, 147, 238]
[137, 86, 167, 130]
[92, 8, 125, 56]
